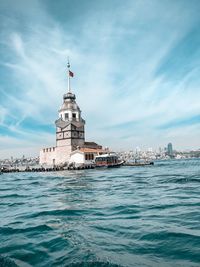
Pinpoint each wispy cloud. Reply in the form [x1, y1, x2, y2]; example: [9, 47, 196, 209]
[0, 0, 200, 158]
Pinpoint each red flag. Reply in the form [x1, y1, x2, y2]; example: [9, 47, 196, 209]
[69, 70, 74, 77]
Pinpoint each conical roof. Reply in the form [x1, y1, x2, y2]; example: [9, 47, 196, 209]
[59, 92, 81, 112]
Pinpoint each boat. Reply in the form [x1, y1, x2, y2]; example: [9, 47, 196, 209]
[123, 161, 154, 166]
[95, 153, 123, 168]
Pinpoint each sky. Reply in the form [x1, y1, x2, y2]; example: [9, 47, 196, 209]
[0, 0, 200, 158]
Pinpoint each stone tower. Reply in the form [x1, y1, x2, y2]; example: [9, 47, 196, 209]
[39, 60, 105, 166]
[55, 61, 85, 158]
[39, 61, 85, 165]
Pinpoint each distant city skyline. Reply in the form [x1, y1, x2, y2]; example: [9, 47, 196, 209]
[1, 0, 200, 158]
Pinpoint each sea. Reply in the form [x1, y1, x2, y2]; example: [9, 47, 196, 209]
[0, 159, 200, 267]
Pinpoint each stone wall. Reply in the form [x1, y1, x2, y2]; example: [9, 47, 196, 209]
[39, 145, 72, 166]
[39, 147, 56, 166]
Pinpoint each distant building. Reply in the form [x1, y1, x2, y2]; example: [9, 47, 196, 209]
[39, 61, 104, 166]
[167, 143, 173, 157]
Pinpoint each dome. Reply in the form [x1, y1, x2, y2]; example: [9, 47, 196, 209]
[60, 102, 80, 111]
[59, 93, 81, 112]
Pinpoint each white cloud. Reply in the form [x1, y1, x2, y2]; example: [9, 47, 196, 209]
[0, 0, 200, 158]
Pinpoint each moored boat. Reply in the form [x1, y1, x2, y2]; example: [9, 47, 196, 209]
[95, 153, 123, 168]
[123, 161, 154, 166]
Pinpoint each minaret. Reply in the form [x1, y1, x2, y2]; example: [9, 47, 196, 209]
[55, 60, 85, 158]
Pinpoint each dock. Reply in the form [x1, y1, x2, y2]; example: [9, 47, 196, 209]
[0, 165, 95, 173]
[1, 161, 154, 173]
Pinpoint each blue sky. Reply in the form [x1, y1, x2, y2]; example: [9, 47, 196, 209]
[0, 0, 200, 158]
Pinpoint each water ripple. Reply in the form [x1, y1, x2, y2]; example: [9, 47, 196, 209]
[0, 159, 200, 267]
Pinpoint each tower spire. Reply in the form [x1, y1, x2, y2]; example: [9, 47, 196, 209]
[67, 57, 71, 93]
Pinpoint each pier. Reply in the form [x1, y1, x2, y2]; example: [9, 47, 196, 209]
[1, 161, 154, 173]
[0, 165, 96, 173]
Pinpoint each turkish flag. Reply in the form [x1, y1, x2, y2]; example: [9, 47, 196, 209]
[69, 70, 74, 77]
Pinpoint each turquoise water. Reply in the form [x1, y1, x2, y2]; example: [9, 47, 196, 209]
[0, 159, 200, 267]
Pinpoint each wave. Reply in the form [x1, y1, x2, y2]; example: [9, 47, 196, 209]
[0, 193, 28, 198]
[1, 159, 200, 267]
[157, 175, 200, 184]
[0, 255, 18, 267]
[0, 224, 52, 235]
[23, 208, 89, 218]
[67, 261, 123, 267]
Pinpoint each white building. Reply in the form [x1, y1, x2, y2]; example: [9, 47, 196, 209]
[69, 148, 107, 166]
[39, 62, 103, 166]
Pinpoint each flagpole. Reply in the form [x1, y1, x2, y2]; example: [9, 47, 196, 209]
[67, 59, 71, 93]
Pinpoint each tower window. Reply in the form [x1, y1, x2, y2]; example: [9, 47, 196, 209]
[72, 113, 76, 119]
[65, 113, 69, 120]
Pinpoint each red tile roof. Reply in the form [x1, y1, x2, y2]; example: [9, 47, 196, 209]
[79, 148, 107, 153]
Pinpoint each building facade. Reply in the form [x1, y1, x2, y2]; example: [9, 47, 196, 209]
[167, 142, 173, 157]
[39, 62, 102, 166]
[69, 147, 106, 166]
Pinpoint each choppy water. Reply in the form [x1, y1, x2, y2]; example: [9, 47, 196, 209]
[0, 159, 200, 267]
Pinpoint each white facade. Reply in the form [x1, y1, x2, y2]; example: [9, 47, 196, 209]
[40, 146, 72, 166]
[69, 148, 107, 166]
[69, 151, 95, 166]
